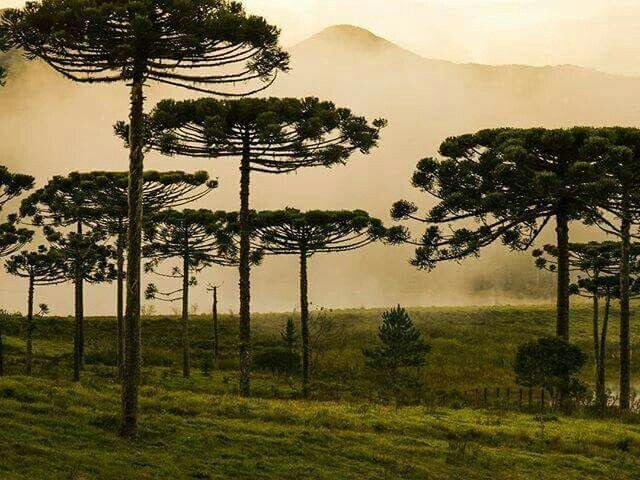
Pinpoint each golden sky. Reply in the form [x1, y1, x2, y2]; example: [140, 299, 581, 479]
[2, 0, 639, 75]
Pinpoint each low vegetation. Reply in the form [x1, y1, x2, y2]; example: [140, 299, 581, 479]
[1, 305, 639, 403]
[1, 305, 640, 478]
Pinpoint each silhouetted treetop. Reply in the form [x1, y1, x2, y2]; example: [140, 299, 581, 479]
[0, 0, 289, 95]
[69, 170, 217, 225]
[0, 216, 33, 258]
[0, 165, 34, 210]
[533, 241, 640, 276]
[392, 127, 614, 270]
[20, 174, 101, 226]
[120, 97, 387, 173]
[233, 208, 396, 254]
[143, 208, 238, 269]
[44, 226, 116, 284]
[5, 245, 67, 286]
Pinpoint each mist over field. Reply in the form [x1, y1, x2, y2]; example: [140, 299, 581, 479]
[1, 24, 636, 315]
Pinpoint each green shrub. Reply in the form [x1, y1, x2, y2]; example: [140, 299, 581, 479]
[514, 337, 587, 406]
[253, 348, 300, 376]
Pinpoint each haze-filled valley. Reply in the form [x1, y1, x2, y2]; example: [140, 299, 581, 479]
[2, 24, 638, 315]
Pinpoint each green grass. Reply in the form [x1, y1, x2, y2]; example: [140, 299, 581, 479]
[2, 303, 639, 398]
[1, 304, 640, 478]
[2, 374, 640, 479]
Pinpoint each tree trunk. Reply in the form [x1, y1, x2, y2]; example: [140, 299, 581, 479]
[0, 314, 4, 377]
[238, 135, 252, 397]
[619, 195, 631, 411]
[26, 275, 34, 376]
[597, 293, 611, 415]
[592, 270, 600, 407]
[116, 223, 125, 380]
[299, 250, 311, 398]
[181, 249, 190, 378]
[212, 286, 219, 362]
[555, 205, 570, 340]
[120, 71, 145, 439]
[74, 220, 85, 380]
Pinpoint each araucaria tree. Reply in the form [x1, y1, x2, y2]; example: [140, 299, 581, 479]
[139, 97, 386, 396]
[244, 208, 394, 397]
[581, 129, 640, 410]
[71, 170, 217, 376]
[20, 175, 112, 380]
[534, 241, 640, 412]
[45, 227, 116, 380]
[1, 0, 289, 436]
[5, 246, 66, 375]
[143, 209, 236, 378]
[392, 128, 608, 340]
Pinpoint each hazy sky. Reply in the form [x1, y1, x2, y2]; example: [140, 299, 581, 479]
[2, 0, 640, 75]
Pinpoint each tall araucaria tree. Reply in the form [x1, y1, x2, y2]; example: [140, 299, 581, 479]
[143, 209, 239, 378]
[1, 0, 289, 437]
[70, 170, 217, 376]
[392, 128, 609, 341]
[5, 246, 66, 375]
[235, 208, 399, 398]
[131, 96, 386, 396]
[20, 174, 106, 376]
[581, 128, 640, 410]
[44, 227, 116, 381]
[533, 241, 640, 413]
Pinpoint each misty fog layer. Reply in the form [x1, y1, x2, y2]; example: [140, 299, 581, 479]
[1, 25, 632, 316]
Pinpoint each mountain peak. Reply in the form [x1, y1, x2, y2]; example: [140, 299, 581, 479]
[316, 25, 385, 44]
[293, 24, 419, 61]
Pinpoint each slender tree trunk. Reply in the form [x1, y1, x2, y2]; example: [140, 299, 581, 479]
[0, 314, 4, 377]
[238, 135, 252, 397]
[181, 249, 190, 378]
[555, 205, 570, 340]
[116, 223, 125, 380]
[120, 70, 145, 439]
[597, 293, 611, 415]
[74, 220, 85, 379]
[620, 194, 631, 411]
[26, 275, 34, 376]
[212, 286, 219, 362]
[73, 227, 84, 382]
[592, 270, 601, 407]
[299, 250, 311, 398]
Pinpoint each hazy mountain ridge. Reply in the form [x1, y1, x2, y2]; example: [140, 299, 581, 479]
[1, 24, 637, 314]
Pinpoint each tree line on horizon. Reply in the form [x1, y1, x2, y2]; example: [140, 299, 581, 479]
[0, 0, 639, 436]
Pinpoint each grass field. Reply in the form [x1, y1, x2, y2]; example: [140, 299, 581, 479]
[2, 304, 640, 398]
[1, 304, 640, 478]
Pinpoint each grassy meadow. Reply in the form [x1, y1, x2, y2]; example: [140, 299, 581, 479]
[2, 304, 640, 478]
